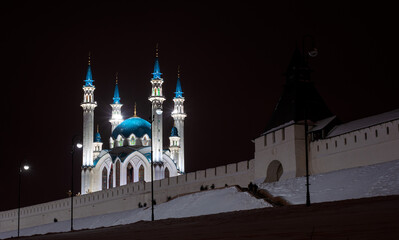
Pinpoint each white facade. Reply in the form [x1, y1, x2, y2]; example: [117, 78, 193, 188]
[79, 51, 185, 194]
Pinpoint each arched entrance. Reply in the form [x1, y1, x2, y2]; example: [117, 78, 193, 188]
[265, 160, 283, 183]
[127, 162, 134, 183]
[164, 167, 170, 178]
[139, 165, 144, 182]
[102, 167, 107, 190]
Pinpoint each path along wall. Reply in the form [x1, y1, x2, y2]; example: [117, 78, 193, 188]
[0, 160, 254, 232]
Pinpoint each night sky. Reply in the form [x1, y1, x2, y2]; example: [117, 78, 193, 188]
[1, 1, 398, 211]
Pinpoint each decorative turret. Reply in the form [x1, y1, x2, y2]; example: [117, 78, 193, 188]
[148, 44, 166, 167]
[110, 73, 124, 133]
[169, 127, 180, 165]
[93, 125, 103, 159]
[80, 52, 97, 194]
[171, 65, 187, 172]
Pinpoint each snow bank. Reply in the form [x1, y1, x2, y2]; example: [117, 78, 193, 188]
[0, 187, 270, 239]
[259, 159, 399, 204]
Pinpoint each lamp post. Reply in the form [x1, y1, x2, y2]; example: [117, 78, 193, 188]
[17, 161, 30, 237]
[302, 35, 318, 207]
[149, 104, 163, 222]
[150, 112, 154, 222]
[71, 135, 82, 231]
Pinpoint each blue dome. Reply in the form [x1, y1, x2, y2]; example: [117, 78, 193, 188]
[112, 117, 151, 139]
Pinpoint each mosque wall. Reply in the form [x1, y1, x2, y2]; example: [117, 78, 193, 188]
[0, 160, 254, 233]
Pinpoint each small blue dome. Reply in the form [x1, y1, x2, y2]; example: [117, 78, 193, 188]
[112, 117, 151, 139]
[95, 132, 101, 142]
[171, 127, 179, 137]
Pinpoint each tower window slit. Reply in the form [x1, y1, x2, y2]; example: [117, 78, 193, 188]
[387, 127, 390, 135]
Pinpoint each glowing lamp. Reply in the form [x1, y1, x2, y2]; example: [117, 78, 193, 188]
[23, 165, 29, 171]
[76, 143, 83, 149]
[156, 108, 163, 115]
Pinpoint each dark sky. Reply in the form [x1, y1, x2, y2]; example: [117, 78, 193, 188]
[1, 1, 398, 211]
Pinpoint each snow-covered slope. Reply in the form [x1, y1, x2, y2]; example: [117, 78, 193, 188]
[0, 187, 270, 239]
[259, 159, 399, 204]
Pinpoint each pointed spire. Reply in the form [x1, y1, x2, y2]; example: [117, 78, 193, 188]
[95, 124, 101, 142]
[113, 72, 121, 104]
[152, 43, 162, 79]
[133, 102, 138, 117]
[175, 65, 183, 98]
[84, 52, 94, 86]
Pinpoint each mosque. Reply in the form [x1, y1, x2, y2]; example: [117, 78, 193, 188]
[80, 49, 186, 194]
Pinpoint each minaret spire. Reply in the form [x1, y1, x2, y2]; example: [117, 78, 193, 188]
[81, 53, 97, 194]
[171, 65, 187, 173]
[110, 72, 124, 140]
[148, 45, 166, 179]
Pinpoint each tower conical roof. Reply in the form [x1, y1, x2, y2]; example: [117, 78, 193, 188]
[263, 48, 333, 133]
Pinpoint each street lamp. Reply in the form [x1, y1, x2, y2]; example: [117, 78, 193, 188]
[17, 161, 30, 237]
[71, 135, 82, 231]
[302, 35, 318, 207]
[149, 104, 163, 222]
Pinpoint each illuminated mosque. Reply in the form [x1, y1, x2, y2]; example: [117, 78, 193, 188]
[80, 49, 186, 194]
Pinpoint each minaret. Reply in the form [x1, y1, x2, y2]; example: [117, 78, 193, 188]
[171, 66, 187, 172]
[169, 127, 180, 164]
[148, 45, 166, 169]
[110, 73, 124, 133]
[80, 53, 97, 194]
[93, 125, 103, 159]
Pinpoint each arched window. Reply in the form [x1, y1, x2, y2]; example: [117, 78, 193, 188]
[109, 165, 113, 189]
[130, 137, 136, 146]
[102, 168, 107, 190]
[116, 160, 121, 187]
[164, 167, 170, 178]
[127, 163, 134, 184]
[139, 165, 144, 182]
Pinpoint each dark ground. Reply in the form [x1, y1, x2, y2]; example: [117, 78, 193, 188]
[14, 195, 399, 240]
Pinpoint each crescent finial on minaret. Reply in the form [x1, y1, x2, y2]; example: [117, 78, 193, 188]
[88, 52, 91, 66]
[116, 72, 118, 84]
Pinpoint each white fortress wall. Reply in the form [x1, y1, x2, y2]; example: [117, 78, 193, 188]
[310, 119, 399, 174]
[0, 160, 254, 233]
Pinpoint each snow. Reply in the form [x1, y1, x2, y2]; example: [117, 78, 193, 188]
[2, 159, 399, 239]
[259, 159, 399, 204]
[0, 187, 270, 239]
